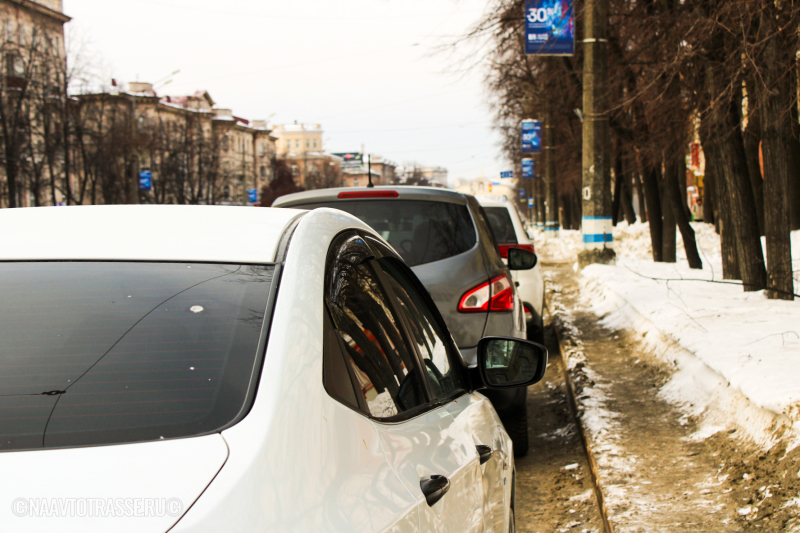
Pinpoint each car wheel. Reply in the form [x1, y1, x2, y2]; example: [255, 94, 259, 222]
[500, 402, 529, 457]
[526, 321, 545, 345]
[509, 508, 516, 533]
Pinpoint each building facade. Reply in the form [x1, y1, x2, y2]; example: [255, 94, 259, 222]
[0, 0, 70, 207]
[67, 82, 277, 206]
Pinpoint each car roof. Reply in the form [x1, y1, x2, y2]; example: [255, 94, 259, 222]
[475, 195, 514, 208]
[274, 185, 468, 207]
[0, 205, 305, 263]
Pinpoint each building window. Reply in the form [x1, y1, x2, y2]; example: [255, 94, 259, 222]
[222, 136, 229, 151]
[295, 140, 300, 149]
[313, 140, 318, 149]
[260, 166, 267, 180]
[306, 139, 310, 149]
[354, 179, 359, 187]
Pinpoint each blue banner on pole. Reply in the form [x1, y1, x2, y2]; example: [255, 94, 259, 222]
[500, 171, 514, 179]
[522, 120, 542, 154]
[525, 0, 575, 56]
[248, 188, 258, 204]
[528, 198, 535, 208]
[139, 171, 152, 192]
[522, 159, 535, 180]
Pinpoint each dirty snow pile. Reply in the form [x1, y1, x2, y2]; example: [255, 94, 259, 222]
[539, 222, 800, 448]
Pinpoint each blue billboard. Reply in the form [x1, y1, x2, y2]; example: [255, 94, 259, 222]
[522, 120, 542, 154]
[522, 159, 535, 179]
[500, 171, 514, 179]
[248, 188, 258, 204]
[525, 0, 575, 56]
[139, 170, 152, 192]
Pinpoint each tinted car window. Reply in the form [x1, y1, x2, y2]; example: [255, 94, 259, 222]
[0, 262, 274, 451]
[483, 206, 518, 244]
[290, 200, 476, 267]
[326, 239, 427, 418]
[376, 258, 466, 400]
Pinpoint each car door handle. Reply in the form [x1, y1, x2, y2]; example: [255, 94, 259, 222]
[476, 444, 493, 465]
[420, 475, 451, 506]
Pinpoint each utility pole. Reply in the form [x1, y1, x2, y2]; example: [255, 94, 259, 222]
[536, 163, 545, 228]
[544, 107, 559, 239]
[579, 0, 615, 266]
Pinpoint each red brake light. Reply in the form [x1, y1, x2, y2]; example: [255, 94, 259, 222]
[337, 191, 398, 199]
[497, 243, 535, 258]
[458, 274, 514, 313]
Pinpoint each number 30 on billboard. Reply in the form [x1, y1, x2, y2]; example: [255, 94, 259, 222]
[524, 0, 575, 56]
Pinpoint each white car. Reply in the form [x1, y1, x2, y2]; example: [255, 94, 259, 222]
[477, 197, 545, 344]
[0, 205, 546, 533]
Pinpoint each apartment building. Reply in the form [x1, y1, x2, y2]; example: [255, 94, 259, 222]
[0, 0, 70, 207]
[272, 122, 342, 188]
[71, 82, 277, 206]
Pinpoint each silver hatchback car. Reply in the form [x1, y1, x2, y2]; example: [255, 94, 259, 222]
[273, 186, 541, 455]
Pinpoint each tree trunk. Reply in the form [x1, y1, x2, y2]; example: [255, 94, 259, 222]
[703, 152, 716, 227]
[742, 108, 765, 235]
[633, 171, 647, 222]
[641, 166, 663, 261]
[757, 10, 795, 300]
[612, 153, 623, 226]
[665, 151, 703, 268]
[788, 138, 800, 232]
[658, 165, 677, 263]
[715, 99, 767, 290]
[621, 176, 637, 224]
[715, 158, 741, 280]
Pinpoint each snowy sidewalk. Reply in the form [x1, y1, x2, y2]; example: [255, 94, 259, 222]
[537, 223, 800, 448]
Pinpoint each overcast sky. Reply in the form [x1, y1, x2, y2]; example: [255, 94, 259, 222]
[61, 0, 505, 186]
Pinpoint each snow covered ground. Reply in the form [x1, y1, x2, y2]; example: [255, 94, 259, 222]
[536, 223, 800, 449]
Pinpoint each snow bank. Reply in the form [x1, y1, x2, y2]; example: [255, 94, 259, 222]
[544, 222, 800, 448]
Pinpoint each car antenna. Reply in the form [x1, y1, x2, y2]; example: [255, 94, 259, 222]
[366, 153, 374, 188]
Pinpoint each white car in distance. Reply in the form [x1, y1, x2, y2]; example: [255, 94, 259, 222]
[0, 205, 547, 533]
[477, 196, 545, 344]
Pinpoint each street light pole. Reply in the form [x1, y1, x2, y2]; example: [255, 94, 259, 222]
[579, 0, 615, 266]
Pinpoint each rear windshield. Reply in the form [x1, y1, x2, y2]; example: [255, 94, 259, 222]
[483, 206, 518, 244]
[0, 262, 274, 452]
[288, 199, 476, 267]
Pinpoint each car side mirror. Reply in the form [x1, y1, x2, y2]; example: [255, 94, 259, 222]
[477, 337, 547, 389]
[507, 247, 537, 270]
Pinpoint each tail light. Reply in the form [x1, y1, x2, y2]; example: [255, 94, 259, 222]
[524, 307, 533, 322]
[458, 274, 514, 313]
[497, 243, 535, 258]
[338, 191, 398, 199]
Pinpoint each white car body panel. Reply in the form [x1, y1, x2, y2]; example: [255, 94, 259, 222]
[0, 435, 229, 533]
[0, 205, 518, 533]
[444, 393, 512, 533]
[477, 197, 545, 319]
[373, 403, 485, 533]
[171, 208, 420, 533]
[0, 205, 303, 263]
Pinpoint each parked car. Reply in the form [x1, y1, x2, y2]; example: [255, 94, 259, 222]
[273, 186, 539, 455]
[477, 196, 546, 345]
[0, 205, 546, 533]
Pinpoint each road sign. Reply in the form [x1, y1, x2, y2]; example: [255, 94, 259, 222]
[522, 120, 542, 154]
[500, 171, 514, 179]
[525, 0, 575, 56]
[519, 188, 526, 198]
[522, 159, 535, 179]
[248, 188, 258, 204]
[528, 198, 534, 208]
[139, 170, 152, 192]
